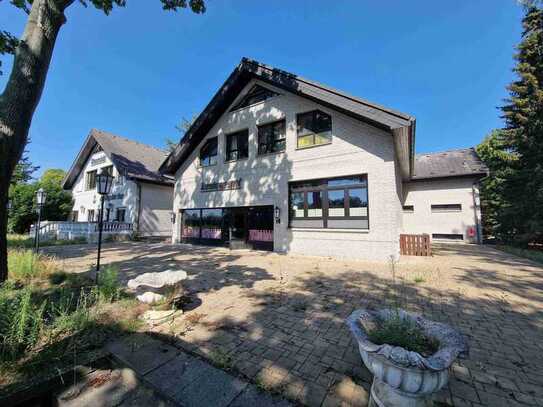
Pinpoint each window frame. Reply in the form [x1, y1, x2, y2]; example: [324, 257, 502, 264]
[289, 174, 369, 229]
[257, 119, 286, 156]
[296, 110, 333, 149]
[199, 136, 218, 167]
[431, 204, 462, 212]
[402, 205, 414, 213]
[225, 129, 249, 162]
[85, 170, 97, 191]
[116, 207, 126, 223]
[229, 85, 280, 112]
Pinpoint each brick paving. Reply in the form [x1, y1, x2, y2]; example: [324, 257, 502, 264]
[48, 242, 543, 406]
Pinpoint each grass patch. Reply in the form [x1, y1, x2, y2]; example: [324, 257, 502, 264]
[0, 249, 145, 389]
[413, 276, 425, 284]
[209, 349, 233, 370]
[495, 245, 543, 265]
[7, 234, 87, 249]
[367, 314, 439, 357]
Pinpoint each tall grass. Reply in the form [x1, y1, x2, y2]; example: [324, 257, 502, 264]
[7, 234, 87, 249]
[97, 266, 121, 303]
[8, 250, 60, 281]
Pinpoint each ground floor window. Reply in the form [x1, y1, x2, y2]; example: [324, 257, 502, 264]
[289, 174, 369, 229]
[432, 233, 463, 240]
[116, 208, 126, 222]
[181, 206, 274, 251]
[87, 209, 95, 222]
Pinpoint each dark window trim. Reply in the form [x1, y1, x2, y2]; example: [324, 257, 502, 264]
[289, 174, 369, 229]
[257, 119, 286, 156]
[431, 204, 462, 212]
[86, 170, 97, 191]
[432, 233, 463, 240]
[225, 129, 249, 162]
[402, 205, 414, 212]
[229, 84, 280, 112]
[296, 110, 333, 149]
[199, 136, 218, 167]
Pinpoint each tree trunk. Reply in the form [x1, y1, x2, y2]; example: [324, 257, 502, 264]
[0, 0, 72, 282]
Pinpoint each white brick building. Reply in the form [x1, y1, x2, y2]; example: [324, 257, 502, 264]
[160, 59, 487, 260]
[62, 130, 174, 237]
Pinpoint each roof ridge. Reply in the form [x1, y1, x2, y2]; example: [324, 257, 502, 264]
[91, 128, 169, 155]
[242, 58, 414, 122]
[416, 147, 475, 157]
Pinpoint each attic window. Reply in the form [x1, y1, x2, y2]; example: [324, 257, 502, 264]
[230, 85, 279, 111]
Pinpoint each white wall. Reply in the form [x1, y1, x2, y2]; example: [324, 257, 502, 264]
[402, 177, 481, 243]
[139, 183, 174, 237]
[172, 79, 403, 261]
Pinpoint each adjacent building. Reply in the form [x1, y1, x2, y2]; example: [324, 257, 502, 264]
[159, 58, 487, 260]
[62, 129, 174, 237]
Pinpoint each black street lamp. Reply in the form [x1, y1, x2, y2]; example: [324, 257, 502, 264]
[6, 200, 12, 211]
[95, 170, 113, 275]
[34, 188, 46, 253]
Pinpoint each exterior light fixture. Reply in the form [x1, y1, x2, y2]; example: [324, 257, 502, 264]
[34, 188, 47, 252]
[275, 206, 281, 224]
[6, 200, 12, 211]
[95, 171, 114, 276]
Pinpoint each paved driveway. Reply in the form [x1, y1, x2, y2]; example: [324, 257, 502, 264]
[46, 242, 543, 407]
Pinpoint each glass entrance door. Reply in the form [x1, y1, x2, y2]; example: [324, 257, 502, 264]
[228, 208, 249, 249]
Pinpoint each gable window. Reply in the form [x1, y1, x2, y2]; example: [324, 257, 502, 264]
[289, 175, 368, 229]
[226, 130, 249, 161]
[431, 204, 462, 212]
[101, 165, 113, 177]
[86, 170, 97, 190]
[230, 85, 279, 111]
[199, 137, 218, 167]
[258, 120, 286, 155]
[297, 110, 332, 148]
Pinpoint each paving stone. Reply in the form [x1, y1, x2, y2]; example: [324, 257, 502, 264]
[107, 336, 180, 375]
[229, 384, 292, 407]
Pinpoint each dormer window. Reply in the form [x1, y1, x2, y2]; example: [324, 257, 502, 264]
[230, 85, 279, 111]
[297, 110, 332, 149]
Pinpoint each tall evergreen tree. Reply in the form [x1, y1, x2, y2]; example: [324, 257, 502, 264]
[500, 3, 543, 244]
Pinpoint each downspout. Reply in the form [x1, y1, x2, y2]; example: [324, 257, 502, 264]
[472, 181, 482, 244]
[136, 181, 142, 237]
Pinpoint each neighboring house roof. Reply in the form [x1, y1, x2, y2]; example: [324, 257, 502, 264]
[159, 57, 416, 179]
[63, 129, 174, 189]
[412, 148, 488, 180]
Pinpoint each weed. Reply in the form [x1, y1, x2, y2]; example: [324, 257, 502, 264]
[97, 266, 121, 303]
[209, 349, 233, 370]
[413, 276, 425, 284]
[367, 313, 439, 356]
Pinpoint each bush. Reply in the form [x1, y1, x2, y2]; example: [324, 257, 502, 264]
[97, 266, 121, 303]
[8, 250, 59, 281]
[367, 313, 439, 356]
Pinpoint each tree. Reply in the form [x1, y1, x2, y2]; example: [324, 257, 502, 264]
[11, 149, 39, 185]
[476, 131, 517, 240]
[8, 169, 72, 234]
[0, 0, 206, 282]
[499, 3, 543, 244]
[165, 115, 196, 152]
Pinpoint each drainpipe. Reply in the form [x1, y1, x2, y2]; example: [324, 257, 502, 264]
[136, 181, 142, 237]
[472, 181, 482, 244]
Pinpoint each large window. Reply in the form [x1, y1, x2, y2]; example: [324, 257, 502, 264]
[201, 209, 223, 239]
[230, 85, 279, 111]
[182, 209, 201, 238]
[289, 175, 369, 229]
[226, 130, 249, 161]
[258, 120, 286, 155]
[85, 170, 97, 190]
[200, 137, 218, 167]
[297, 110, 332, 148]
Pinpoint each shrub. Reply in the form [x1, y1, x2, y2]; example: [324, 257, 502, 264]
[367, 314, 439, 356]
[97, 266, 121, 303]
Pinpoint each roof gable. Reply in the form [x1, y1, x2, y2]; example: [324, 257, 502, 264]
[62, 129, 174, 190]
[160, 58, 416, 179]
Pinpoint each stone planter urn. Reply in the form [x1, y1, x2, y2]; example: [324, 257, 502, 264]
[346, 308, 468, 407]
[127, 269, 188, 304]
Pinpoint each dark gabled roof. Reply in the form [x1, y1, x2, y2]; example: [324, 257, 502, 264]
[412, 148, 488, 180]
[160, 58, 416, 178]
[62, 129, 174, 189]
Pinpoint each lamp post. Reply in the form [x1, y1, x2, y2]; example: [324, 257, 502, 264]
[34, 188, 46, 253]
[95, 170, 113, 275]
[6, 200, 12, 211]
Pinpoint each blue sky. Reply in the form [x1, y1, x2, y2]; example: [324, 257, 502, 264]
[1, 1, 524, 177]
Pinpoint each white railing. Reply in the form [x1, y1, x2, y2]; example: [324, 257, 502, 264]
[29, 221, 133, 243]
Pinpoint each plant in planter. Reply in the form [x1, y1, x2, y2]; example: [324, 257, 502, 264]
[346, 308, 468, 407]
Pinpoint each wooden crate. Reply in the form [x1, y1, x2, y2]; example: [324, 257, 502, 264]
[400, 234, 431, 256]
